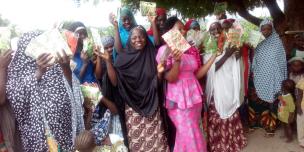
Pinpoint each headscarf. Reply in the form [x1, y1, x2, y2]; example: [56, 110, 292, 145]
[6, 31, 84, 151]
[103, 26, 159, 147]
[67, 21, 88, 37]
[252, 19, 287, 102]
[113, 25, 159, 116]
[147, 8, 167, 36]
[101, 36, 114, 47]
[185, 19, 194, 32]
[118, 7, 137, 48]
[190, 20, 200, 30]
[259, 19, 273, 31]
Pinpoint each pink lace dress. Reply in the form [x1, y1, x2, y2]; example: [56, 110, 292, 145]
[157, 45, 207, 152]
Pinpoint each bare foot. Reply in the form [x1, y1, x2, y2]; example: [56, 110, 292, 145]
[285, 138, 293, 143]
[264, 132, 275, 138]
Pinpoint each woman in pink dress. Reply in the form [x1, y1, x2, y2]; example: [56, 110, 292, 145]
[157, 16, 218, 152]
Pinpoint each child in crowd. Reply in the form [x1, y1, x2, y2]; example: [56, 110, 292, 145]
[278, 79, 296, 142]
[75, 130, 96, 152]
[289, 34, 304, 84]
[288, 57, 304, 84]
[295, 33, 304, 148]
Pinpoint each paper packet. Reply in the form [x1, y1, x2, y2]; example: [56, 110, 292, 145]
[90, 28, 104, 53]
[247, 30, 265, 48]
[25, 29, 73, 64]
[140, 1, 156, 16]
[162, 29, 191, 52]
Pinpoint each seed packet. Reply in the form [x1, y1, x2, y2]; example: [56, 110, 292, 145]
[162, 28, 191, 53]
[247, 30, 265, 48]
[214, 2, 227, 15]
[226, 28, 242, 48]
[140, 1, 156, 16]
[80, 84, 103, 106]
[25, 29, 73, 64]
[90, 28, 104, 53]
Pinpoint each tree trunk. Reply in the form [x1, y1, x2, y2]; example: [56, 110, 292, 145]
[283, 0, 304, 57]
[233, 0, 304, 57]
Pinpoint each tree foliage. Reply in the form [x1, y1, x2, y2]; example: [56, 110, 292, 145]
[122, 0, 264, 18]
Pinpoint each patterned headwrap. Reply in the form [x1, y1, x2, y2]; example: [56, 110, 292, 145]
[259, 19, 273, 31]
[101, 36, 114, 47]
[156, 8, 167, 16]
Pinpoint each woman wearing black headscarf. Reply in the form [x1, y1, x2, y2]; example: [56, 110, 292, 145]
[100, 26, 169, 152]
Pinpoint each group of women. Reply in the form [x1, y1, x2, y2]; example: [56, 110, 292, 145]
[0, 5, 291, 152]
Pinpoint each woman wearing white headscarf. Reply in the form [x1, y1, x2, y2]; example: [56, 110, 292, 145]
[204, 20, 247, 152]
[6, 31, 84, 151]
[250, 19, 287, 136]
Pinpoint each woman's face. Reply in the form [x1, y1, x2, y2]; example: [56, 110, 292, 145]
[295, 34, 304, 50]
[209, 22, 223, 38]
[75, 29, 88, 44]
[104, 44, 114, 55]
[156, 15, 167, 31]
[130, 28, 146, 50]
[261, 24, 272, 38]
[291, 60, 304, 74]
[121, 16, 132, 30]
[173, 20, 186, 37]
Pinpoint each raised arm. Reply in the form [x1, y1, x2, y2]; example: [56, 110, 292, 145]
[149, 16, 161, 46]
[196, 54, 217, 79]
[164, 49, 182, 83]
[0, 50, 12, 105]
[99, 50, 117, 86]
[78, 51, 90, 82]
[110, 13, 123, 53]
[100, 97, 118, 114]
[94, 47, 104, 80]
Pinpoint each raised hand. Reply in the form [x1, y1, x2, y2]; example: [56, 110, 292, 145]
[81, 51, 89, 64]
[109, 13, 118, 27]
[0, 50, 13, 70]
[99, 50, 111, 63]
[224, 44, 237, 57]
[36, 53, 53, 81]
[171, 49, 183, 62]
[148, 15, 157, 23]
[56, 49, 70, 69]
[157, 62, 165, 74]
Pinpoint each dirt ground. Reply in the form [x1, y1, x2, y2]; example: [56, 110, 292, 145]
[242, 127, 303, 152]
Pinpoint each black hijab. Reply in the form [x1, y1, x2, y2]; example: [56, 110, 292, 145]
[113, 25, 159, 117]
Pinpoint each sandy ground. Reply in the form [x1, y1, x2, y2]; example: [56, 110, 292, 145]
[242, 127, 303, 152]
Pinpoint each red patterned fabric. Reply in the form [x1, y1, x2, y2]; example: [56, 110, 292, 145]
[208, 98, 247, 152]
[241, 44, 250, 96]
[125, 105, 169, 152]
